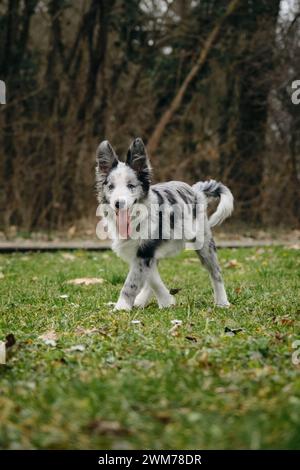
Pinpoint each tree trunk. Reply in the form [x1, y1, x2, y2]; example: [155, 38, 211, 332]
[219, 0, 281, 220]
[147, 0, 241, 157]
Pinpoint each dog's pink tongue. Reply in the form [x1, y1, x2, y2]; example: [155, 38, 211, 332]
[117, 209, 131, 239]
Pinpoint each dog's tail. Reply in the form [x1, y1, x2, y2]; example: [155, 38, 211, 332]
[192, 179, 234, 228]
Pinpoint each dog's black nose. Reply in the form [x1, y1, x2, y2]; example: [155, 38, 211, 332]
[115, 199, 126, 210]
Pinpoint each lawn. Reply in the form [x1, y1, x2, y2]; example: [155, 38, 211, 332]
[0, 246, 299, 450]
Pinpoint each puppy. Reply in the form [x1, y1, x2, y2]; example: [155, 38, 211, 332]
[96, 138, 233, 311]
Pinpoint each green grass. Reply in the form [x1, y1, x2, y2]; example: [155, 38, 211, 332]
[0, 247, 300, 450]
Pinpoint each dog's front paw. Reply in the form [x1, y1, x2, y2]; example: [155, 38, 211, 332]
[158, 294, 176, 309]
[114, 298, 132, 311]
[134, 292, 152, 308]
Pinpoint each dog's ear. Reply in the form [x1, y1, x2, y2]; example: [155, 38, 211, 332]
[126, 138, 152, 192]
[96, 140, 118, 176]
[126, 138, 150, 174]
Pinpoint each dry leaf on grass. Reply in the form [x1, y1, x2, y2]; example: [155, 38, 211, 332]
[224, 259, 242, 269]
[67, 277, 104, 286]
[185, 335, 198, 342]
[39, 330, 57, 341]
[38, 330, 57, 347]
[87, 420, 130, 436]
[169, 288, 182, 295]
[169, 326, 180, 336]
[66, 344, 85, 352]
[280, 317, 294, 326]
[61, 253, 76, 261]
[75, 326, 102, 336]
[224, 326, 244, 336]
[169, 320, 182, 336]
[274, 332, 286, 341]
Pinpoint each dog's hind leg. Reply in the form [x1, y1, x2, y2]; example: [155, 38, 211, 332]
[149, 262, 176, 308]
[134, 283, 153, 308]
[196, 239, 230, 307]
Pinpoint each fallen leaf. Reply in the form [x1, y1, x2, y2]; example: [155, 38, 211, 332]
[169, 321, 182, 336]
[171, 319, 182, 325]
[67, 344, 85, 352]
[5, 333, 16, 348]
[280, 317, 294, 326]
[199, 351, 209, 365]
[185, 335, 198, 342]
[39, 331, 57, 341]
[153, 411, 173, 424]
[169, 288, 182, 295]
[67, 277, 104, 286]
[62, 253, 76, 261]
[75, 326, 107, 336]
[38, 331, 57, 347]
[87, 420, 130, 436]
[131, 320, 142, 325]
[274, 332, 286, 341]
[43, 339, 57, 347]
[169, 327, 180, 336]
[59, 294, 69, 299]
[224, 259, 242, 269]
[224, 326, 244, 335]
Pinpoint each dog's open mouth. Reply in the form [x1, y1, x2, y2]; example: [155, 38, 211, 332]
[116, 208, 131, 239]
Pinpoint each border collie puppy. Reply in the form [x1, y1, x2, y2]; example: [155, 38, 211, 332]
[96, 138, 233, 311]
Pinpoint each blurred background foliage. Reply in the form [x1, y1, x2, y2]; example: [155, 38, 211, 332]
[0, 0, 299, 231]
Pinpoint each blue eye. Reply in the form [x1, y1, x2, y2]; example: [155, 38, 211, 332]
[127, 184, 135, 190]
